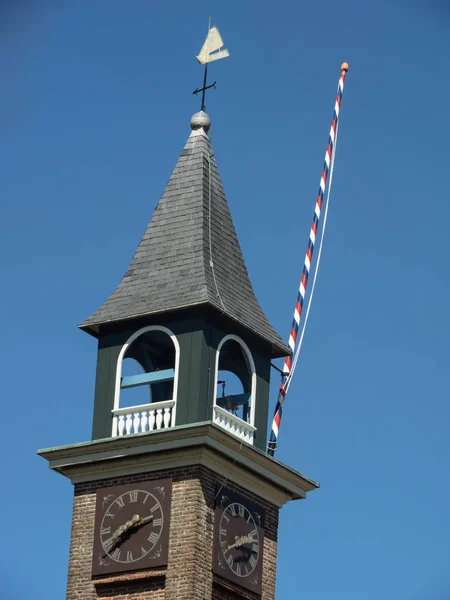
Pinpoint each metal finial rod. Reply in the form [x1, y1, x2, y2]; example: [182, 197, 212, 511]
[193, 21, 229, 111]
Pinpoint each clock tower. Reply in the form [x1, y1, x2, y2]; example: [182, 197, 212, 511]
[39, 110, 318, 599]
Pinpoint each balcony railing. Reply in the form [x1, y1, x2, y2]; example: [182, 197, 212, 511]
[112, 399, 175, 437]
[213, 405, 256, 445]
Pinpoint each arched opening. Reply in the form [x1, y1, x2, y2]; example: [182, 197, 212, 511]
[213, 335, 256, 444]
[119, 358, 150, 408]
[112, 326, 179, 436]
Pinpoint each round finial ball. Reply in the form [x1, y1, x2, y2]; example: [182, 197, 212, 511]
[341, 62, 349, 73]
[190, 111, 211, 132]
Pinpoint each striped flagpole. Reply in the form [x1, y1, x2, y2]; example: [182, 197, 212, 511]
[268, 62, 349, 457]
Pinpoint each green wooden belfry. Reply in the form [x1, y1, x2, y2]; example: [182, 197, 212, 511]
[79, 111, 290, 452]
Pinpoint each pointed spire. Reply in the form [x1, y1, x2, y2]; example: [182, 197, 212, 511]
[80, 112, 289, 358]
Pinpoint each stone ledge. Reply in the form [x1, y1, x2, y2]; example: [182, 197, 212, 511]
[38, 422, 318, 507]
[93, 569, 166, 588]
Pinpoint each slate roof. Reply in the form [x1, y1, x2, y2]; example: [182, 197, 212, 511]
[79, 116, 290, 358]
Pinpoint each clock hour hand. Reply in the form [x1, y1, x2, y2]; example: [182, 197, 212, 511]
[104, 514, 141, 549]
[133, 514, 154, 528]
[112, 514, 154, 541]
[103, 514, 155, 553]
[227, 533, 256, 550]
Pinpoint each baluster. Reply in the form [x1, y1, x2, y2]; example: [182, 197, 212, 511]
[141, 411, 148, 432]
[125, 414, 132, 435]
[118, 415, 125, 436]
[225, 416, 231, 431]
[133, 412, 140, 434]
[163, 407, 171, 428]
[112, 416, 118, 437]
[230, 419, 236, 437]
[156, 409, 163, 430]
[149, 409, 156, 431]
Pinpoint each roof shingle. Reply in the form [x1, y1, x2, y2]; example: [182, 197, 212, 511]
[79, 117, 289, 358]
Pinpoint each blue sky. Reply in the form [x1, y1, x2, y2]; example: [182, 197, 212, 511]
[1, 1, 449, 598]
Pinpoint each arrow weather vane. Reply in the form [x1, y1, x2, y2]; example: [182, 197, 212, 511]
[193, 18, 230, 111]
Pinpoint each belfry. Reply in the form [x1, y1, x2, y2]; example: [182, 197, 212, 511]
[39, 108, 317, 599]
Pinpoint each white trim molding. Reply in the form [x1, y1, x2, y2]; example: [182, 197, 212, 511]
[213, 334, 257, 444]
[112, 325, 180, 437]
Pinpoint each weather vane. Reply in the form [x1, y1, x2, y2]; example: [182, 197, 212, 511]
[192, 18, 230, 111]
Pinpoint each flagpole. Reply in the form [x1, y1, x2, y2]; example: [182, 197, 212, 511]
[267, 62, 350, 457]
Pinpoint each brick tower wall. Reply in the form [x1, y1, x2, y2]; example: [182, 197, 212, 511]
[66, 465, 279, 600]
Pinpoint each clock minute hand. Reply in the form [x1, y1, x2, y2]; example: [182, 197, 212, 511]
[104, 514, 155, 551]
[134, 514, 154, 528]
[229, 536, 245, 550]
[227, 534, 252, 550]
[109, 514, 141, 542]
[117, 514, 154, 537]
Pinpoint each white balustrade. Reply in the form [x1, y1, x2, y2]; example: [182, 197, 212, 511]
[156, 408, 163, 430]
[213, 406, 256, 445]
[112, 400, 176, 437]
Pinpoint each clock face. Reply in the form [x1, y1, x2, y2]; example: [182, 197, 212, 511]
[213, 486, 264, 594]
[92, 479, 172, 576]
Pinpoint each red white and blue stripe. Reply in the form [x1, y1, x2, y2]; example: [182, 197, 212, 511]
[268, 64, 349, 456]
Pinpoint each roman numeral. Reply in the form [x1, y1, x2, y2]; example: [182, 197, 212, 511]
[111, 548, 121, 561]
[116, 496, 125, 508]
[252, 542, 259, 553]
[222, 513, 230, 523]
[235, 562, 242, 576]
[101, 526, 111, 536]
[250, 528, 258, 539]
[129, 491, 138, 503]
[226, 554, 234, 568]
[153, 517, 162, 527]
[143, 493, 150, 503]
[249, 555, 257, 569]
[126, 550, 133, 562]
[150, 502, 160, 513]
[105, 510, 115, 519]
[238, 504, 245, 518]
[141, 546, 147, 557]
[230, 504, 237, 517]
[148, 531, 159, 545]
[220, 527, 227, 537]
[103, 537, 114, 552]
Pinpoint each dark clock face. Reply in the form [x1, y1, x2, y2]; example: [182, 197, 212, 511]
[92, 479, 172, 576]
[213, 486, 264, 594]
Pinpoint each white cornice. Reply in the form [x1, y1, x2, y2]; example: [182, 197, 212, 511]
[38, 422, 319, 508]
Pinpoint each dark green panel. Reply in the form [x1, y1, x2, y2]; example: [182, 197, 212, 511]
[89, 308, 278, 450]
[186, 327, 208, 423]
[172, 327, 192, 426]
[252, 350, 271, 452]
[172, 319, 212, 426]
[91, 335, 124, 440]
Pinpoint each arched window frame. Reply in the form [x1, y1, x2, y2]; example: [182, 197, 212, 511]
[112, 325, 180, 435]
[213, 334, 257, 429]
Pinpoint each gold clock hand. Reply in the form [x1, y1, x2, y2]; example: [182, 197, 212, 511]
[228, 533, 256, 550]
[135, 514, 154, 527]
[228, 535, 246, 550]
[117, 514, 154, 538]
[109, 514, 141, 542]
